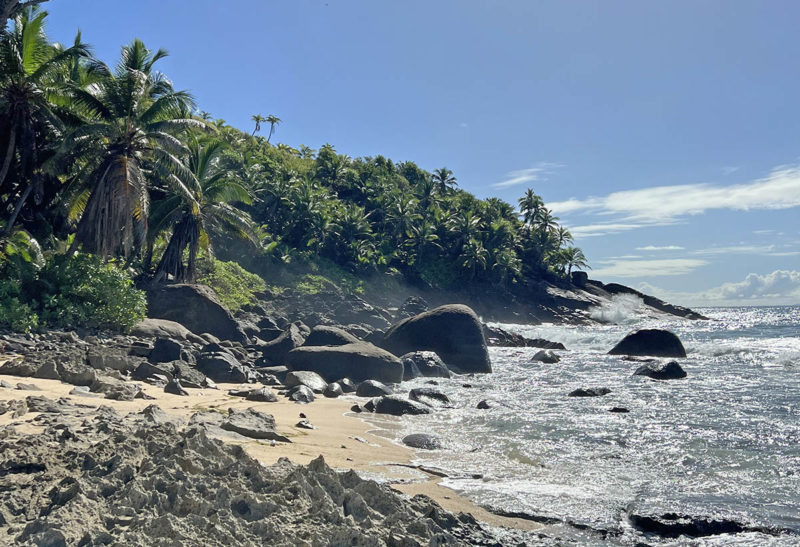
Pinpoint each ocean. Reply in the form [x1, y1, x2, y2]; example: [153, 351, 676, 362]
[380, 304, 800, 545]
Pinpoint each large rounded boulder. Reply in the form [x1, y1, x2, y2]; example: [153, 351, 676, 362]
[608, 329, 687, 358]
[382, 304, 491, 373]
[286, 342, 403, 384]
[302, 325, 360, 347]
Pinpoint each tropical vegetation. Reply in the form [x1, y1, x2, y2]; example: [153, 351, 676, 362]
[0, 5, 588, 331]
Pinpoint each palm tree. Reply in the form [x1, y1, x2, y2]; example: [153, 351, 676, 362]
[561, 246, 589, 275]
[298, 144, 315, 159]
[536, 208, 560, 233]
[518, 188, 544, 226]
[1, 0, 48, 29]
[460, 238, 488, 280]
[250, 113, 264, 136]
[0, 7, 88, 233]
[431, 167, 457, 194]
[265, 114, 281, 143]
[152, 137, 257, 282]
[63, 39, 202, 258]
[555, 225, 573, 248]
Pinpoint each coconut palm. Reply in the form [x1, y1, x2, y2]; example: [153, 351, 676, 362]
[561, 246, 589, 276]
[431, 167, 457, 194]
[518, 188, 544, 226]
[0, 7, 88, 233]
[0, 0, 48, 29]
[63, 38, 203, 258]
[152, 137, 257, 282]
[265, 114, 281, 143]
[250, 113, 264, 136]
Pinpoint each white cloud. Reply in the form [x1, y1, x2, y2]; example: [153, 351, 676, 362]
[570, 222, 668, 237]
[636, 245, 685, 251]
[590, 258, 708, 278]
[548, 164, 800, 234]
[639, 270, 800, 306]
[492, 162, 563, 189]
[692, 244, 800, 257]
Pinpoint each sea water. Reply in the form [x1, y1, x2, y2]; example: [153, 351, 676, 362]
[388, 306, 800, 545]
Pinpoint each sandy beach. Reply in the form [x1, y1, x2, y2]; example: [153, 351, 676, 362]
[0, 368, 538, 532]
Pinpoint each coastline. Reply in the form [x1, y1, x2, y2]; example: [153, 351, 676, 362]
[0, 371, 539, 533]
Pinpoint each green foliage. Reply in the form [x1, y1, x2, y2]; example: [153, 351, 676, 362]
[197, 258, 265, 312]
[0, 253, 146, 332]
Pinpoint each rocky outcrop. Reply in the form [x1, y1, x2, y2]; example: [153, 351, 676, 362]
[284, 370, 328, 393]
[403, 433, 442, 450]
[633, 361, 687, 380]
[401, 351, 451, 380]
[609, 329, 687, 358]
[196, 351, 253, 383]
[286, 342, 403, 384]
[568, 387, 611, 397]
[131, 318, 205, 343]
[409, 387, 451, 408]
[383, 304, 491, 373]
[532, 349, 560, 364]
[147, 283, 248, 342]
[260, 323, 306, 365]
[483, 325, 566, 350]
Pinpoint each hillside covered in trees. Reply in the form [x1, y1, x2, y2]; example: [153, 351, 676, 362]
[0, 5, 588, 332]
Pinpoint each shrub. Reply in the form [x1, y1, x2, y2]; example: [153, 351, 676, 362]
[0, 253, 146, 333]
[197, 258, 266, 312]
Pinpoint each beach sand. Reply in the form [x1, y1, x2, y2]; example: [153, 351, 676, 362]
[0, 370, 539, 532]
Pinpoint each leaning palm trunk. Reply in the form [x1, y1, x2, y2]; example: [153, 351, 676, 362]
[74, 155, 149, 257]
[153, 214, 200, 283]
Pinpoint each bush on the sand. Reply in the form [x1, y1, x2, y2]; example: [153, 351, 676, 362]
[197, 258, 266, 312]
[0, 253, 146, 332]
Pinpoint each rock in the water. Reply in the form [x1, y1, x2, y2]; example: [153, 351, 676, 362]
[403, 433, 442, 450]
[609, 407, 630, 413]
[164, 379, 189, 396]
[356, 380, 392, 397]
[382, 304, 491, 373]
[532, 349, 560, 364]
[476, 399, 496, 409]
[221, 408, 291, 442]
[634, 360, 687, 380]
[288, 385, 315, 404]
[286, 342, 403, 384]
[483, 325, 566, 350]
[147, 283, 248, 342]
[401, 351, 451, 380]
[284, 371, 328, 393]
[629, 512, 752, 539]
[323, 382, 344, 398]
[149, 338, 183, 363]
[609, 329, 687, 358]
[568, 387, 611, 397]
[302, 325, 360, 347]
[373, 395, 431, 416]
[261, 324, 307, 365]
[409, 387, 451, 407]
[197, 352, 252, 383]
[246, 387, 278, 402]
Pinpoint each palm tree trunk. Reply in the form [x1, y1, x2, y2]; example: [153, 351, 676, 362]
[0, 130, 16, 189]
[3, 182, 31, 235]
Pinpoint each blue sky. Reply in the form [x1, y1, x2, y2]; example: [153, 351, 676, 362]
[44, 0, 800, 305]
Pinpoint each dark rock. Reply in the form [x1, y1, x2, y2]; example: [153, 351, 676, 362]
[363, 398, 377, 412]
[571, 270, 589, 288]
[634, 360, 687, 380]
[261, 324, 306, 365]
[629, 513, 749, 539]
[221, 408, 291, 442]
[90, 376, 140, 401]
[33, 361, 60, 380]
[56, 361, 97, 387]
[284, 371, 328, 393]
[323, 382, 344, 398]
[255, 365, 289, 383]
[171, 361, 208, 389]
[128, 341, 153, 357]
[356, 380, 392, 398]
[609, 329, 687, 358]
[196, 352, 252, 383]
[337, 378, 357, 393]
[568, 387, 612, 397]
[532, 349, 560, 364]
[296, 419, 315, 430]
[164, 379, 189, 396]
[286, 342, 403, 384]
[132, 318, 205, 343]
[0, 359, 36, 377]
[397, 296, 429, 319]
[409, 387, 451, 407]
[483, 325, 566, 350]
[132, 361, 175, 382]
[383, 304, 491, 373]
[350, 404, 363, 413]
[147, 284, 248, 342]
[476, 399, 495, 409]
[288, 385, 315, 404]
[401, 351, 451, 380]
[149, 338, 183, 363]
[86, 348, 140, 372]
[16, 383, 40, 391]
[333, 297, 390, 329]
[373, 395, 431, 416]
[246, 387, 278, 402]
[402, 433, 442, 450]
[609, 407, 630, 413]
[302, 325, 360, 347]
[228, 388, 251, 397]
